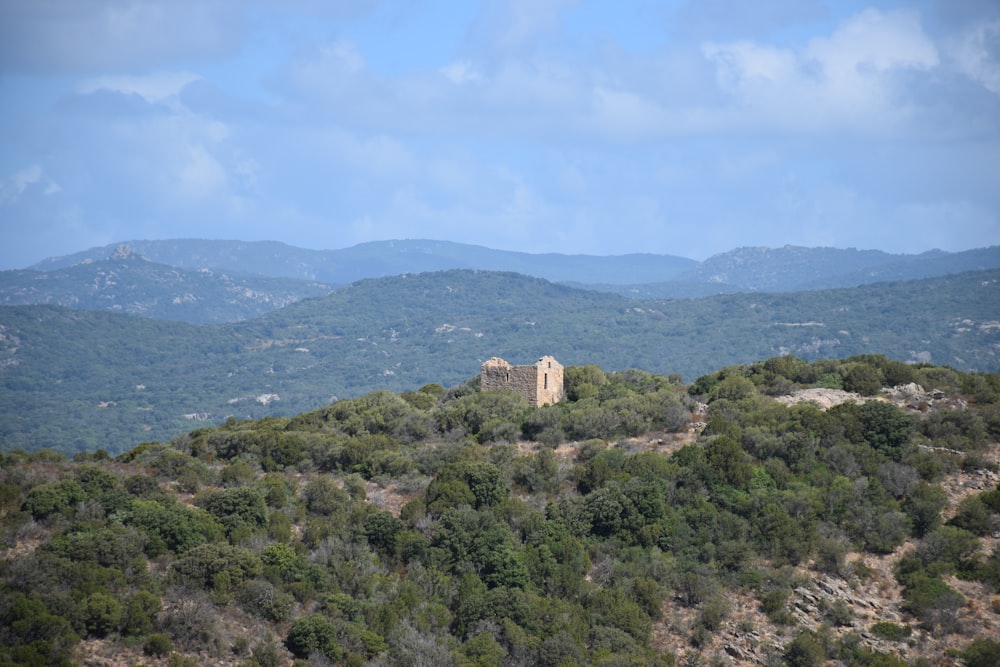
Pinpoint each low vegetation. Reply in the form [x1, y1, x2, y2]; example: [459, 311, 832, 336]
[2, 268, 998, 454]
[1, 354, 999, 666]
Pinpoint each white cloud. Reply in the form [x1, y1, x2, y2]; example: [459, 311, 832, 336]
[175, 144, 228, 200]
[703, 9, 939, 132]
[0, 164, 61, 205]
[441, 61, 482, 85]
[78, 71, 201, 104]
[951, 21, 1000, 95]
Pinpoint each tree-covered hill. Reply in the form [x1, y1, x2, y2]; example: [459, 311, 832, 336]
[29, 239, 1000, 297]
[672, 245, 1000, 292]
[0, 250, 333, 323]
[1, 269, 998, 454]
[1, 358, 998, 666]
[30, 239, 697, 287]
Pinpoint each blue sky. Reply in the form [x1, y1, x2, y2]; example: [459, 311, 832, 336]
[1, 0, 998, 269]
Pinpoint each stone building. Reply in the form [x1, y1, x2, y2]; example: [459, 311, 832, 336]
[480, 355, 564, 406]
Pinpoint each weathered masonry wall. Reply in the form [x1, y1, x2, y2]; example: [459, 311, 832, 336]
[481, 355, 564, 406]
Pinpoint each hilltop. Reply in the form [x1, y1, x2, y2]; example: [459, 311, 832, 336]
[15, 241, 999, 318]
[0, 249, 333, 323]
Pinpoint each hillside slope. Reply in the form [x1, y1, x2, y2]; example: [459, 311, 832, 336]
[1, 249, 333, 323]
[1, 360, 998, 667]
[1, 269, 998, 453]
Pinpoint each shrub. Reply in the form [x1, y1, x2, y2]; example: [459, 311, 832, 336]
[24, 480, 86, 519]
[144, 634, 173, 657]
[871, 622, 911, 641]
[784, 630, 826, 667]
[843, 363, 882, 396]
[82, 591, 122, 637]
[122, 591, 161, 636]
[236, 579, 293, 622]
[962, 638, 1000, 667]
[285, 613, 339, 660]
[171, 543, 262, 592]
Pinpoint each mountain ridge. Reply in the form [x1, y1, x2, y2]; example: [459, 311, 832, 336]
[1, 252, 334, 323]
[29, 238, 697, 286]
[22, 240, 999, 312]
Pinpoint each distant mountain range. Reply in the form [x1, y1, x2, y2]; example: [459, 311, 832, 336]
[1, 247, 333, 323]
[10, 239, 999, 322]
[29, 238, 696, 286]
[2, 267, 998, 453]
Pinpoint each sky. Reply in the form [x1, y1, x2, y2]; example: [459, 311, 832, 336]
[1, 0, 999, 269]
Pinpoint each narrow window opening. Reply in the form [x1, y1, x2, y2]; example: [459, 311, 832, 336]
[544, 373, 548, 389]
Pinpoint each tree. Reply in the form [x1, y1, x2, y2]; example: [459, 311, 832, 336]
[125, 500, 223, 554]
[843, 363, 882, 396]
[564, 365, 608, 401]
[303, 476, 350, 516]
[903, 482, 947, 537]
[704, 436, 752, 489]
[365, 510, 404, 555]
[171, 543, 262, 592]
[710, 375, 756, 403]
[463, 631, 505, 667]
[948, 495, 996, 536]
[859, 401, 913, 461]
[962, 639, 1000, 667]
[198, 487, 267, 535]
[24, 480, 86, 519]
[286, 614, 339, 660]
[121, 591, 161, 636]
[82, 592, 121, 638]
[784, 630, 825, 667]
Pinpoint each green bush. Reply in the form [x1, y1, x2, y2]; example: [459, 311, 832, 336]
[144, 634, 173, 657]
[285, 613, 339, 660]
[870, 622, 911, 641]
[784, 630, 826, 667]
[24, 480, 86, 519]
[962, 638, 1000, 667]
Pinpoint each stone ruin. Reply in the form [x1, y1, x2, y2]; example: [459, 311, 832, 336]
[481, 355, 564, 407]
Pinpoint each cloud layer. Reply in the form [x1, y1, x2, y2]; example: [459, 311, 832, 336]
[1, 0, 998, 268]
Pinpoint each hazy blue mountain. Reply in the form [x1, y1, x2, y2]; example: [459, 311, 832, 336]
[2, 268, 998, 453]
[31, 238, 697, 286]
[32, 240, 1000, 298]
[796, 245, 1000, 289]
[671, 245, 1000, 292]
[2, 249, 333, 323]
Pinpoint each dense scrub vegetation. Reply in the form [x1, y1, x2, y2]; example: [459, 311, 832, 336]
[2, 268, 999, 454]
[1, 355, 999, 666]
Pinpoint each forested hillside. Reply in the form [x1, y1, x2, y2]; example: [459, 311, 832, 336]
[0, 252, 334, 323]
[1, 269, 998, 454]
[2, 356, 998, 667]
[29, 240, 999, 296]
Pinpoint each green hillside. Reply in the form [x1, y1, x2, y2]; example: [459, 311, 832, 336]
[1, 359, 998, 666]
[1, 269, 998, 454]
[0, 253, 333, 323]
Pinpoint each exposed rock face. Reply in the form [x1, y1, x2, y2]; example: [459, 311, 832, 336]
[481, 355, 564, 406]
[776, 383, 967, 414]
[773, 387, 864, 410]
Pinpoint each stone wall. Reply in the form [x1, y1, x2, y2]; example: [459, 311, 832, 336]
[533, 355, 563, 406]
[481, 356, 564, 406]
